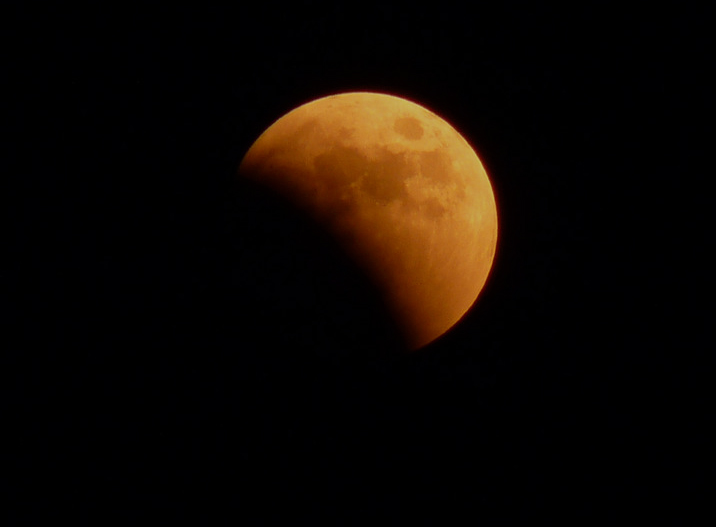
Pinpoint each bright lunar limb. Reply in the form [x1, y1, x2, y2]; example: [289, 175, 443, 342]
[239, 92, 497, 350]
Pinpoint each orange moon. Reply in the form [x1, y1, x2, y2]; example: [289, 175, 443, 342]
[238, 92, 497, 350]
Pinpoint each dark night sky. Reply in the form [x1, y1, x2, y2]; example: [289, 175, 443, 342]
[6, 3, 710, 523]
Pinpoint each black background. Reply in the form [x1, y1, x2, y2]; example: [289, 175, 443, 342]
[6, 3, 711, 523]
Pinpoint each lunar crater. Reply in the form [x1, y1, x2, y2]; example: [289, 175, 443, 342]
[418, 149, 455, 186]
[420, 196, 448, 219]
[394, 117, 424, 140]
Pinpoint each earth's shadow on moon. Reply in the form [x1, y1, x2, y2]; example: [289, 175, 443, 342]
[221, 175, 410, 366]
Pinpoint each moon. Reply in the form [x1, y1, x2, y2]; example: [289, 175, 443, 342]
[238, 92, 497, 351]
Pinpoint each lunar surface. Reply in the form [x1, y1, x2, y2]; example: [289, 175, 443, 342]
[239, 92, 497, 350]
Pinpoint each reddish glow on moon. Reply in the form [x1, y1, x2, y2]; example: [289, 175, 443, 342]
[239, 92, 497, 350]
